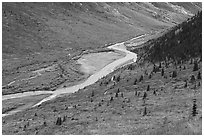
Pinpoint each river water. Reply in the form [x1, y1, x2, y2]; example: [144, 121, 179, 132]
[2, 38, 138, 117]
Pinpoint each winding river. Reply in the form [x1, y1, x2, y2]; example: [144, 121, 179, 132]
[2, 38, 138, 117]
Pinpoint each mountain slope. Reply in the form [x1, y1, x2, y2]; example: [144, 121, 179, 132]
[142, 11, 202, 62]
[2, 2, 201, 95]
[2, 10, 202, 135]
[2, 2, 201, 59]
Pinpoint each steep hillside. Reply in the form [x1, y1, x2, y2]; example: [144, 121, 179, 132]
[3, 2, 201, 96]
[2, 2, 201, 59]
[141, 11, 202, 62]
[2, 10, 202, 135]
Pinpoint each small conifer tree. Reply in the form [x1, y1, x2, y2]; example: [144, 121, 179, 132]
[147, 85, 150, 91]
[184, 81, 188, 88]
[139, 75, 143, 82]
[56, 117, 62, 125]
[143, 92, 147, 100]
[193, 61, 199, 71]
[143, 107, 147, 116]
[197, 71, 201, 79]
[172, 70, 177, 78]
[192, 99, 197, 117]
[190, 75, 196, 83]
[161, 68, 164, 76]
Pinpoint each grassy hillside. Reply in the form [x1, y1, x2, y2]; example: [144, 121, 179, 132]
[3, 2, 201, 59]
[2, 47, 202, 135]
[2, 10, 202, 135]
[3, 2, 201, 95]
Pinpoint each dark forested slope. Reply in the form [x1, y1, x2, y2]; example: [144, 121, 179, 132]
[142, 11, 202, 63]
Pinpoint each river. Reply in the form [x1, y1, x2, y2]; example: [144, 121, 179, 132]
[2, 38, 138, 117]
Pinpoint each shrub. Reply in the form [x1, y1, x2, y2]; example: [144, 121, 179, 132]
[91, 91, 94, 97]
[190, 75, 196, 83]
[56, 117, 62, 125]
[115, 92, 118, 97]
[197, 71, 201, 79]
[143, 107, 147, 116]
[172, 70, 177, 78]
[153, 90, 156, 95]
[184, 81, 188, 88]
[121, 93, 123, 98]
[147, 85, 150, 91]
[143, 92, 147, 100]
[193, 60, 199, 71]
[139, 75, 143, 82]
[134, 79, 137, 85]
[161, 68, 164, 76]
[192, 99, 198, 116]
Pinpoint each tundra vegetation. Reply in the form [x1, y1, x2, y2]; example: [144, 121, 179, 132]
[2, 11, 202, 135]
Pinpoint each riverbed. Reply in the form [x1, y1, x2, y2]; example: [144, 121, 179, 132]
[2, 36, 139, 117]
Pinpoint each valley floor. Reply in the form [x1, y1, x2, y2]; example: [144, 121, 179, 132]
[2, 57, 202, 135]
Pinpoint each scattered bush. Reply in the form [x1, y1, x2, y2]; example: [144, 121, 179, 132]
[172, 70, 177, 78]
[147, 85, 150, 91]
[190, 75, 196, 83]
[139, 75, 143, 82]
[192, 99, 198, 116]
[56, 117, 62, 125]
[193, 60, 199, 71]
[161, 68, 164, 76]
[143, 107, 147, 116]
[143, 92, 147, 100]
[197, 71, 201, 79]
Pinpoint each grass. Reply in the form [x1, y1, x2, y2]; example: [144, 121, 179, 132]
[2, 57, 202, 135]
[3, 2, 199, 95]
[2, 94, 52, 115]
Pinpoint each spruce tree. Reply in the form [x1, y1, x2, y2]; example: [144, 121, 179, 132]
[91, 91, 94, 97]
[121, 93, 123, 98]
[110, 97, 113, 102]
[43, 121, 47, 126]
[184, 81, 188, 88]
[134, 78, 137, 85]
[159, 62, 162, 68]
[143, 107, 147, 116]
[139, 75, 143, 82]
[190, 58, 193, 64]
[183, 65, 186, 70]
[135, 91, 137, 96]
[190, 75, 196, 83]
[143, 92, 147, 100]
[149, 74, 152, 79]
[115, 92, 118, 97]
[197, 71, 201, 79]
[153, 90, 156, 95]
[147, 85, 150, 91]
[172, 70, 177, 78]
[56, 117, 62, 125]
[138, 92, 140, 97]
[192, 99, 197, 116]
[193, 61, 199, 71]
[116, 75, 120, 82]
[161, 68, 164, 76]
[117, 88, 120, 93]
